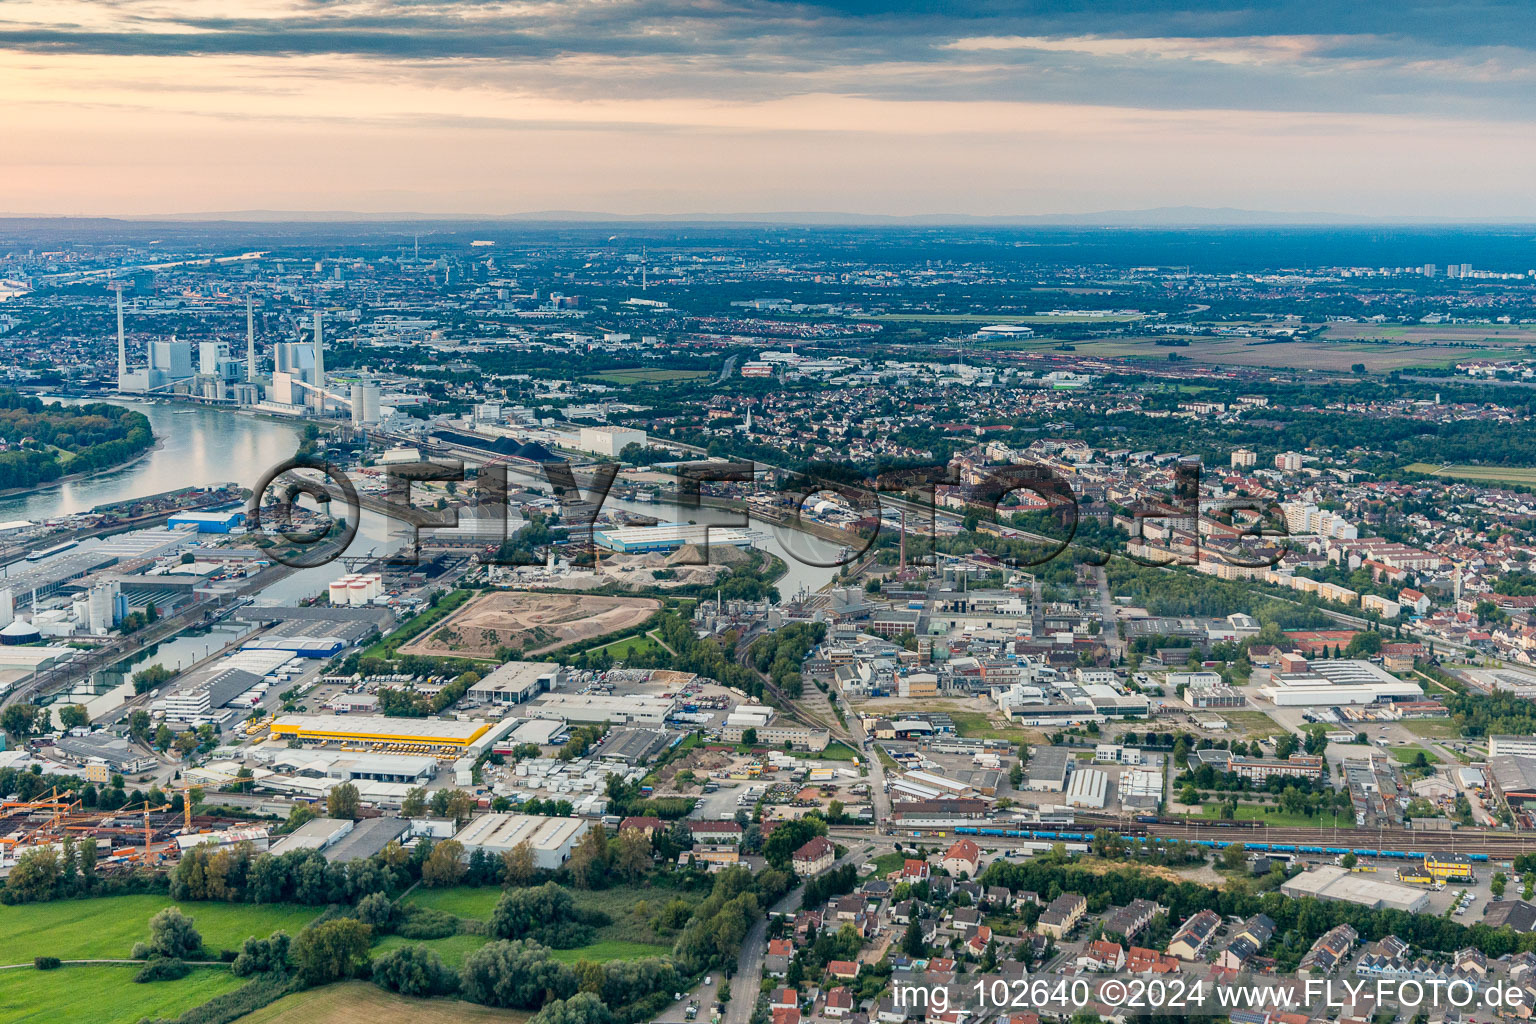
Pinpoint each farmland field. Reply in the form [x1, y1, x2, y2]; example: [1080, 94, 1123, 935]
[0, 964, 244, 1024]
[232, 981, 530, 1024]
[1403, 462, 1536, 486]
[0, 896, 322, 961]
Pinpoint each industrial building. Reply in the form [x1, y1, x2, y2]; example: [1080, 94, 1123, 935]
[1490, 754, 1536, 808]
[1025, 746, 1072, 792]
[1064, 766, 1108, 809]
[269, 817, 356, 856]
[51, 734, 158, 776]
[1490, 736, 1536, 758]
[528, 692, 675, 725]
[492, 717, 569, 752]
[592, 522, 757, 554]
[467, 661, 561, 705]
[1280, 865, 1430, 913]
[1259, 659, 1423, 706]
[327, 573, 383, 607]
[167, 510, 247, 533]
[577, 425, 646, 457]
[269, 713, 493, 752]
[452, 813, 596, 869]
[241, 635, 346, 659]
[159, 649, 296, 722]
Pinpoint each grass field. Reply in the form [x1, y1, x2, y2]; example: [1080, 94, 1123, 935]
[1194, 804, 1347, 829]
[949, 711, 1026, 741]
[405, 884, 674, 947]
[0, 964, 244, 1024]
[372, 932, 491, 968]
[1391, 745, 1442, 765]
[1401, 718, 1461, 739]
[588, 632, 663, 660]
[1215, 710, 1285, 739]
[1403, 462, 1536, 486]
[231, 981, 530, 1024]
[549, 940, 672, 963]
[585, 369, 713, 384]
[0, 896, 322, 962]
[867, 852, 906, 877]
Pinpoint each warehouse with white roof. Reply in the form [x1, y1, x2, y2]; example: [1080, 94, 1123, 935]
[452, 813, 595, 869]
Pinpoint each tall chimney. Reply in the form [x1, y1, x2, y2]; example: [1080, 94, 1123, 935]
[246, 293, 256, 382]
[115, 285, 126, 385]
[313, 309, 325, 389]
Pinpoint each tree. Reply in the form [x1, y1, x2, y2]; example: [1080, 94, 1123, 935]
[326, 781, 361, 820]
[153, 723, 174, 752]
[128, 709, 152, 744]
[532, 992, 615, 1024]
[271, 808, 317, 841]
[58, 704, 89, 731]
[763, 817, 828, 871]
[1009, 763, 1024, 788]
[401, 787, 427, 817]
[1345, 631, 1384, 658]
[147, 906, 203, 959]
[902, 917, 926, 958]
[1, 703, 46, 740]
[567, 827, 611, 889]
[1341, 852, 1358, 869]
[232, 931, 291, 976]
[1274, 732, 1299, 760]
[5, 847, 61, 902]
[1221, 843, 1246, 872]
[502, 840, 537, 886]
[459, 939, 578, 1009]
[422, 839, 468, 887]
[372, 944, 458, 997]
[356, 892, 397, 932]
[741, 728, 758, 747]
[614, 827, 653, 882]
[1493, 872, 1508, 899]
[292, 918, 372, 985]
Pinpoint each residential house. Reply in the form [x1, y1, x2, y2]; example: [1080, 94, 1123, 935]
[902, 859, 931, 882]
[766, 939, 795, 978]
[1077, 940, 1126, 972]
[795, 836, 837, 876]
[1101, 899, 1161, 942]
[772, 989, 800, 1012]
[1036, 893, 1088, 939]
[828, 960, 861, 981]
[942, 839, 982, 878]
[1297, 924, 1358, 977]
[825, 988, 854, 1018]
[1167, 909, 1221, 960]
[1126, 946, 1179, 975]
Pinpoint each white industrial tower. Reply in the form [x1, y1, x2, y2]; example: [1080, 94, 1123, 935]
[246, 293, 256, 381]
[313, 310, 325, 389]
[114, 283, 126, 383]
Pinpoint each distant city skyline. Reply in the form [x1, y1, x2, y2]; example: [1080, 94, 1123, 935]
[5, 0, 1536, 218]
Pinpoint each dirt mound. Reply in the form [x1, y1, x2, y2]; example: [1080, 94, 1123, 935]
[666, 542, 752, 567]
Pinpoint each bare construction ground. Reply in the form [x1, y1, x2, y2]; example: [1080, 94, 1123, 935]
[399, 590, 660, 658]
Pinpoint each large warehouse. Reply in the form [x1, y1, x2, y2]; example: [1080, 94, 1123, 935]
[453, 813, 596, 869]
[1280, 865, 1429, 913]
[467, 661, 561, 705]
[528, 692, 676, 725]
[268, 713, 493, 752]
[592, 522, 756, 554]
[1259, 659, 1422, 706]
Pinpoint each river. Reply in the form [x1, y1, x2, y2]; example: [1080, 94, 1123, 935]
[3, 400, 844, 603]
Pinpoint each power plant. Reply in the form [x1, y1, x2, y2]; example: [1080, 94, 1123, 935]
[113, 290, 384, 423]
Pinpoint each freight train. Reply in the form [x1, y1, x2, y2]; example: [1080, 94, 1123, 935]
[948, 825, 1492, 861]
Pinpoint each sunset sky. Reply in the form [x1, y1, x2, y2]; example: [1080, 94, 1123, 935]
[4, 0, 1535, 218]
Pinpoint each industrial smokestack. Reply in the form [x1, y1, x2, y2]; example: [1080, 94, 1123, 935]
[313, 309, 325, 389]
[246, 293, 256, 382]
[115, 285, 126, 385]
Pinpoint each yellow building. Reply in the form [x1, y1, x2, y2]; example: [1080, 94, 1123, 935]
[268, 713, 492, 752]
[1423, 853, 1474, 882]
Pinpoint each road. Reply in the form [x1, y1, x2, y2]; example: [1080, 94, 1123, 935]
[725, 842, 873, 1024]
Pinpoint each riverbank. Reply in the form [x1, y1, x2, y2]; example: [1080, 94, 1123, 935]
[0, 437, 163, 504]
